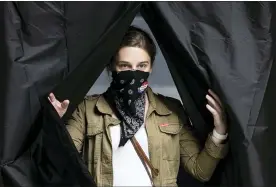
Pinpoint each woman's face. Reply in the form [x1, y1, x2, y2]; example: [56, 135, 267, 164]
[115, 47, 152, 73]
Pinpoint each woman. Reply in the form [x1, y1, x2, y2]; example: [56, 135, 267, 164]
[48, 26, 229, 187]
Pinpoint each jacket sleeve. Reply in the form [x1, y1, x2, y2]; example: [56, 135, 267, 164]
[65, 100, 86, 153]
[164, 96, 229, 182]
[179, 125, 229, 182]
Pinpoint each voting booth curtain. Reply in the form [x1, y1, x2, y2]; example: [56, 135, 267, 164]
[0, 2, 275, 187]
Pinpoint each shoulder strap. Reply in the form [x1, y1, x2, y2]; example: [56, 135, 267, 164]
[131, 136, 159, 186]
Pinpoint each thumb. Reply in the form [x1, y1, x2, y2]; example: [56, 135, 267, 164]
[61, 100, 70, 109]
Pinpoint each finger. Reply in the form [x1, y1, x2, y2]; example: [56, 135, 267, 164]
[48, 93, 56, 103]
[206, 104, 220, 122]
[61, 100, 70, 109]
[208, 89, 223, 107]
[206, 94, 221, 114]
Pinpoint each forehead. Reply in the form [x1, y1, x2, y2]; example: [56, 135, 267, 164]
[117, 47, 150, 63]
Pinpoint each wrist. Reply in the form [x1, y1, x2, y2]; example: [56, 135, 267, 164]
[211, 135, 224, 145]
[214, 127, 227, 135]
[213, 129, 228, 140]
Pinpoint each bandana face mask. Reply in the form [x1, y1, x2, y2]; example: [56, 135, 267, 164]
[110, 70, 150, 115]
[105, 70, 150, 146]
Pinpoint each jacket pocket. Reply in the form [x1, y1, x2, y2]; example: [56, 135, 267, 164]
[159, 123, 182, 181]
[87, 123, 103, 137]
[84, 123, 103, 175]
[159, 123, 182, 135]
[158, 123, 182, 161]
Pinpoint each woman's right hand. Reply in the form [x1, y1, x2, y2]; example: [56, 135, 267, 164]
[48, 93, 70, 118]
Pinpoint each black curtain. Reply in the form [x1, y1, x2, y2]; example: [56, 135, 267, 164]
[0, 2, 140, 186]
[142, 2, 275, 187]
[1, 2, 275, 187]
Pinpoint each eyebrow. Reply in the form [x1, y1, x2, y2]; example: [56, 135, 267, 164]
[118, 61, 149, 64]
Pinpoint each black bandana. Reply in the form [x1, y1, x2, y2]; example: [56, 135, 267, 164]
[105, 70, 150, 146]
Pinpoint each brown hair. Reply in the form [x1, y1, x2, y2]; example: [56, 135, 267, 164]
[107, 25, 157, 72]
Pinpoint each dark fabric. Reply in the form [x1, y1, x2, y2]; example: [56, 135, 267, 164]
[141, 2, 275, 187]
[0, 2, 140, 187]
[1, 1, 276, 187]
[106, 70, 149, 146]
[110, 70, 149, 114]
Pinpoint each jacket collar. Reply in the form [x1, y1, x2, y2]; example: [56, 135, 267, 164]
[146, 87, 172, 116]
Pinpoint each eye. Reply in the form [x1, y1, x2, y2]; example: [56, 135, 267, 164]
[119, 64, 128, 68]
[138, 64, 147, 69]
[118, 64, 131, 70]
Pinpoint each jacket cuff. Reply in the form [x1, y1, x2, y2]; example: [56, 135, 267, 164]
[205, 133, 229, 159]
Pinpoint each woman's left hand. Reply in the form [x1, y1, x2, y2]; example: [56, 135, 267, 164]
[205, 89, 227, 135]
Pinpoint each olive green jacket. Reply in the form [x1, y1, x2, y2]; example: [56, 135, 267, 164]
[66, 88, 228, 186]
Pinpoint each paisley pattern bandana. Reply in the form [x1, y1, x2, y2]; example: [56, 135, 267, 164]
[105, 70, 150, 146]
